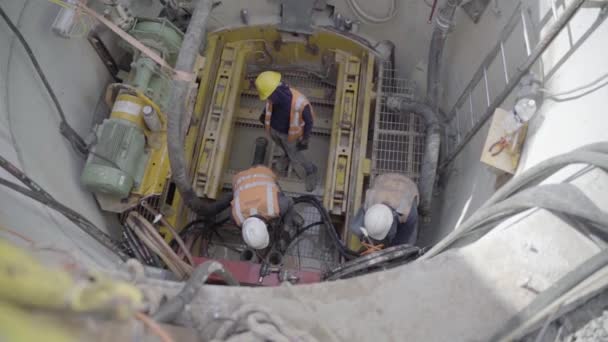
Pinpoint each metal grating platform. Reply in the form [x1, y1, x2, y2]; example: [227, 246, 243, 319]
[283, 200, 340, 272]
[224, 66, 336, 196]
[118, 195, 162, 225]
[371, 62, 425, 183]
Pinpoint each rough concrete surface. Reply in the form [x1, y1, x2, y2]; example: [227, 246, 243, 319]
[138, 169, 605, 341]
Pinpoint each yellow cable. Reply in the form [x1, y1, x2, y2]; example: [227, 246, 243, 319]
[0, 239, 74, 310]
[0, 240, 143, 319]
[47, 0, 73, 10]
[0, 301, 74, 342]
[135, 312, 176, 342]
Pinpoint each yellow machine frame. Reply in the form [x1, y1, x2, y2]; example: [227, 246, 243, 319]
[126, 26, 378, 244]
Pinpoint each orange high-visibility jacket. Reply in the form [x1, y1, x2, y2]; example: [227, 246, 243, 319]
[364, 173, 419, 223]
[264, 88, 314, 142]
[231, 166, 280, 226]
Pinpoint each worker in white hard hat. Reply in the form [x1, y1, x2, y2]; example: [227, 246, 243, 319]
[231, 165, 294, 250]
[255, 71, 318, 192]
[350, 173, 420, 247]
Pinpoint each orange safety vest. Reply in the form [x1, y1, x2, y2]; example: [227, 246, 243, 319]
[264, 88, 314, 142]
[231, 166, 281, 226]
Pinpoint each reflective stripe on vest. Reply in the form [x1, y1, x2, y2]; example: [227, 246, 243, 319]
[233, 193, 246, 224]
[231, 167, 280, 226]
[263, 88, 314, 142]
[364, 173, 419, 223]
[234, 173, 274, 187]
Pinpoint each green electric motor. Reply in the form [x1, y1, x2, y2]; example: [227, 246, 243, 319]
[81, 18, 183, 199]
[81, 118, 148, 199]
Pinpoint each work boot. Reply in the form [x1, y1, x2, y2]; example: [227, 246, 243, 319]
[304, 165, 318, 192]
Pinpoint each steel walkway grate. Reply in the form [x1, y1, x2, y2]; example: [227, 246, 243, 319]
[371, 62, 425, 183]
[283, 200, 340, 272]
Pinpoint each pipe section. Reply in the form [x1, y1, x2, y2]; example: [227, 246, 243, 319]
[386, 0, 462, 215]
[166, 0, 215, 215]
[385, 99, 440, 215]
[252, 137, 269, 166]
[427, 0, 463, 111]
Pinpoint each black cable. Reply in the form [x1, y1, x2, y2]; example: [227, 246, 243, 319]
[123, 222, 157, 266]
[179, 216, 231, 238]
[0, 154, 54, 202]
[179, 218, 207, 237]
[0, 153, 127, 259]
[284, 221, 324, 252]
[293, 196, 361, 260]
[122, 230, 145, 263]
[0, 5, 88, 156]
[0, 176, 127, 260]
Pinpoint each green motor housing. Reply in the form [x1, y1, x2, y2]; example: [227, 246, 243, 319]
[81, 18, 182, 200]
[81, 119, 148, 198]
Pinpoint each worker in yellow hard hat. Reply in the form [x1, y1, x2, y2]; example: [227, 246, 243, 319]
[255, 71, 318, 192]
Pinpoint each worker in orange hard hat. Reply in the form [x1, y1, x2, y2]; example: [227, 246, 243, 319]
[255, 71, 318, 192]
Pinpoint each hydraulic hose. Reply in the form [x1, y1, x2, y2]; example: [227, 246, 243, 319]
[153, 260, 239, 323]
[490, 248, 608, 341]
[283, 221, 324, 254]
[421, 143, 608, 260]
[483, 142, 608, 208]
[427, 0, 463, 111]
[385, 100, 441, 215]
[0, 4, 88, 156]
[418, 0, 463, 214]
[0, 177, 127, 260]
[383, 0, 462, 215]
[423, 184, 608, 260]
[166, 0, 216, 215]
[293, 196, 361, 260]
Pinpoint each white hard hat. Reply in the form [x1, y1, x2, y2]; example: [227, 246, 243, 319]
[242, 217, 269, 250]
[364, 204, 394, 240]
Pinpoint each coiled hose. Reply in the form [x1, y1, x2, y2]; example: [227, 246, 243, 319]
[421, 142, 608, 260]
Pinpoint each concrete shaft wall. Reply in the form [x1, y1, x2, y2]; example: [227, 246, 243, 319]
[0, 0, 120, 267]
[429, 0, 608, 245]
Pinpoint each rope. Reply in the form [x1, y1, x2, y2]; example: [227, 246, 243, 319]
[47, 0, 195, 82]
[211, 304, 318, 342]
[126, 212, 193, 279]
[135, 312, 175, 342]
[361, 241, 384, 255]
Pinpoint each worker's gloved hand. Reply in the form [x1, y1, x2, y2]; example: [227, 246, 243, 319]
[296, 138, 309, 151]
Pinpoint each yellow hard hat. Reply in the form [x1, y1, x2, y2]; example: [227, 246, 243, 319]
[255, 71, 281, 100]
